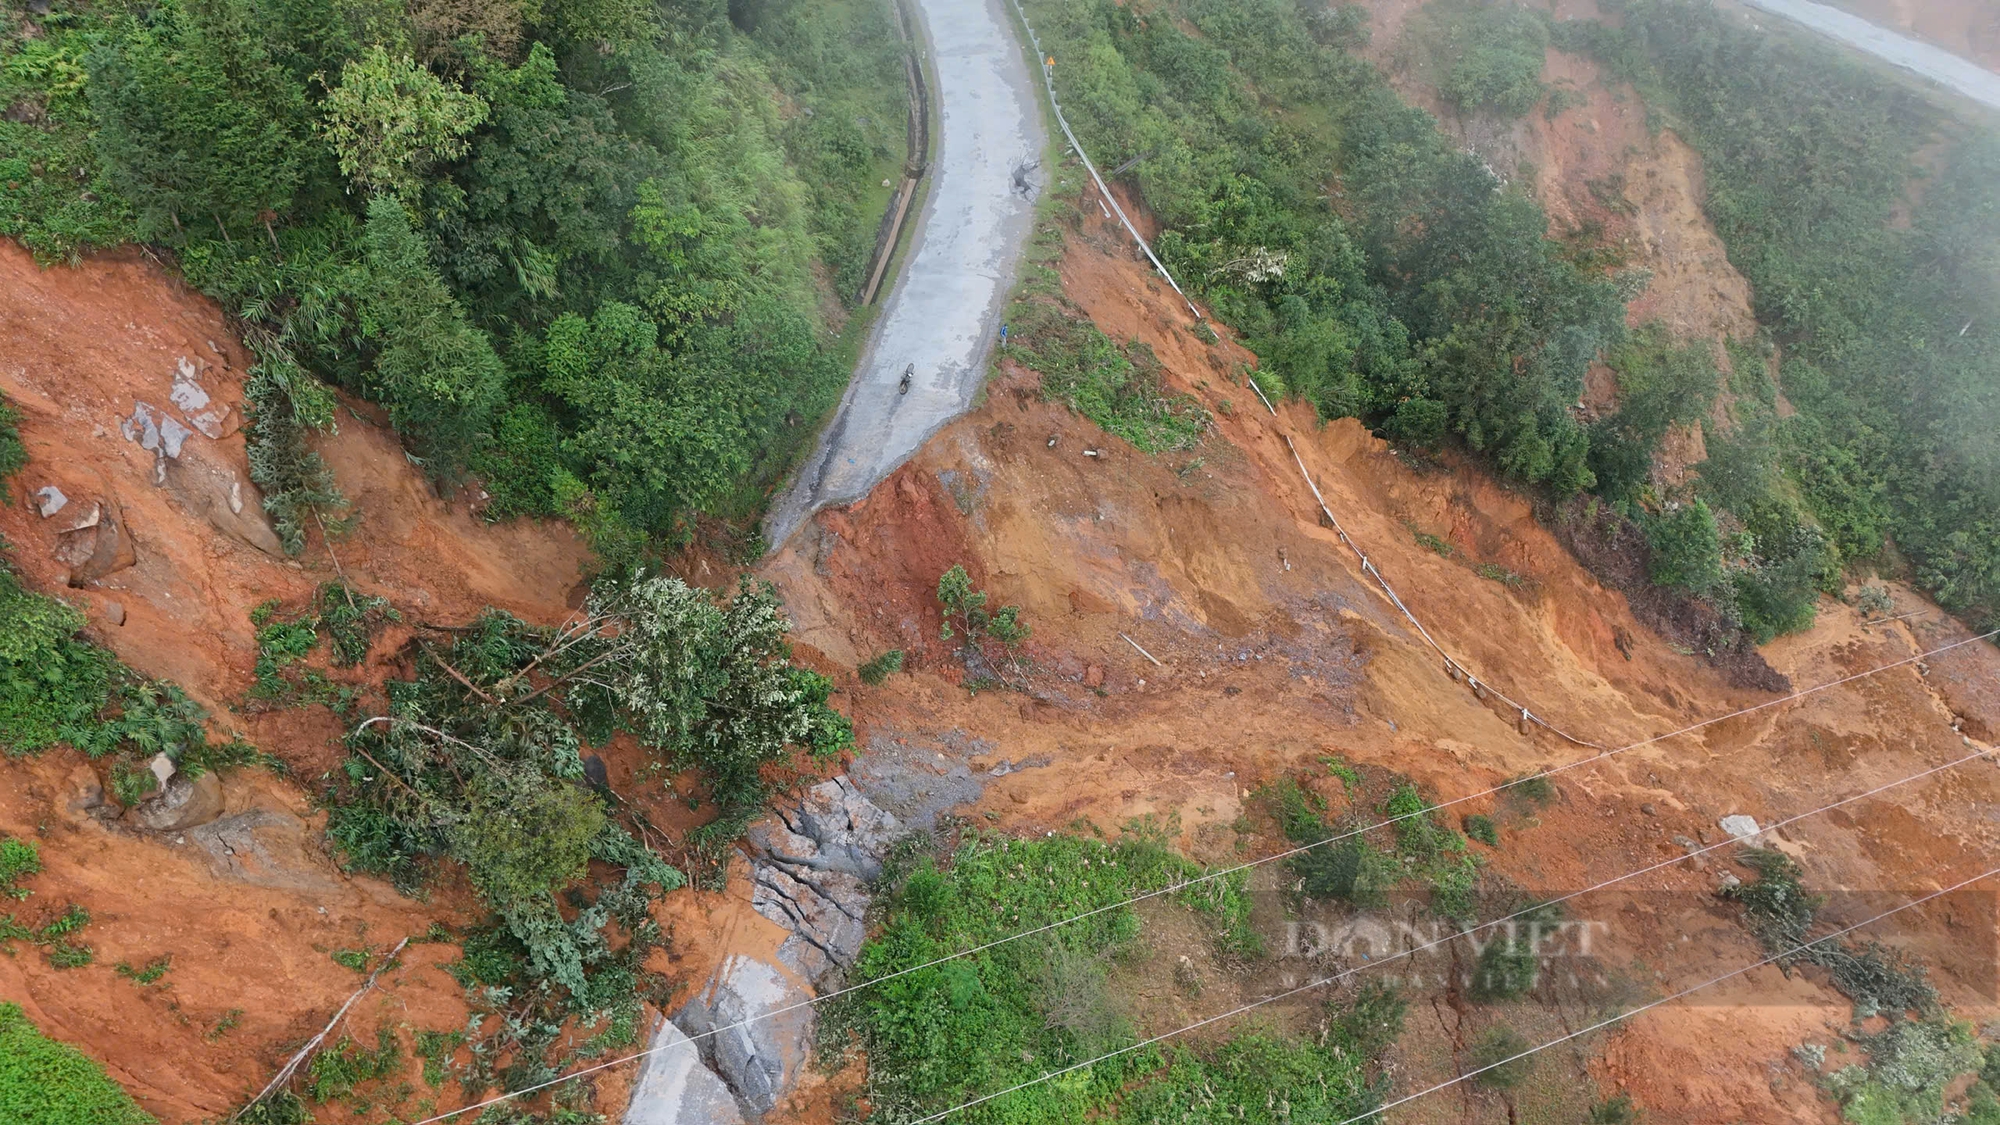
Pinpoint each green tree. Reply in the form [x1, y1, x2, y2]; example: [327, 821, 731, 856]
[316, 46, 488, 200]
[356, 195, 506, 474]
[88, 0, 309, 239]
[1646, 499, 1722, 594]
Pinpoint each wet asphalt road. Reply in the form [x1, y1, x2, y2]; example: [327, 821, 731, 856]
[1739, 0, 2000, 111]
[764, 0, 1045, 548]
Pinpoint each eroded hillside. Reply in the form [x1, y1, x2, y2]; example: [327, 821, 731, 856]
[2, 0, 1998, 1121]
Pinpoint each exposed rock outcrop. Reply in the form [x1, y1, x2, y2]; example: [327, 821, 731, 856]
[627, 776, 903, 1123]
[127, 771, 224, 833]
[746, 776, 902, 981]
[623, 1019, 747, 1125]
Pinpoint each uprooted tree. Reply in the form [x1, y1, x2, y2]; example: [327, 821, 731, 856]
[327, 572, 852, 995]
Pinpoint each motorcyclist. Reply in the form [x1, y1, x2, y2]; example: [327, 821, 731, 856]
[899, 363, 914, 394]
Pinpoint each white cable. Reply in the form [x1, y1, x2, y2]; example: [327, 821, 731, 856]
[1285, 433, 1602, 748]
[1002, 0, 1204, 320]
[403, 631, 1995, 1122]
[904, 749, 1994, 1122]
[1334, 866, 2000, 1125]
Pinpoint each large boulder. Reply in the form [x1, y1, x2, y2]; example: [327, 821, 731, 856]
[673, 956, 813, 1116]
[623, 1018, 747, 1125]
[127, 770, 224, 832]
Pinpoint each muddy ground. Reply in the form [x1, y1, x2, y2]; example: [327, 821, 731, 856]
[2, 2, 1998, 1121]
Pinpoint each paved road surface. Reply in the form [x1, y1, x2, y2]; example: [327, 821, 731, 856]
[764, 0, 1045, 548]
[1740, 0, 2000, 110]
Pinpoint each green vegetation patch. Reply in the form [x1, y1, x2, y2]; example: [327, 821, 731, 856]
[1268, 772, 1480, 919]
[1560, 0, 2000, 629]
[835, 829, 1382, 1123]
[0, 397, 26, 489]
[1412, 0, 1552, 118]
[2, 0, 911, 560]
[1007, 300, 1210, 454]
[0, 1002, 155, 1125]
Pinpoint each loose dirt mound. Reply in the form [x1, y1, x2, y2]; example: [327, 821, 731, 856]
[761, 211, 2000, 1123]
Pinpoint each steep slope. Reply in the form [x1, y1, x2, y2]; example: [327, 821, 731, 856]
[0, 241, 587, 1122]
[760, 204, 2000, 1122]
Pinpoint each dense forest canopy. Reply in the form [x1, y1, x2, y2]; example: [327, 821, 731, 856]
[1021, 0, 1999, 636]
[2, 0, 910, 559]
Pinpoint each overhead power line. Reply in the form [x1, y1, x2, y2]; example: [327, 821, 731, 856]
[407, 693, 1994, 1123]
[905, 748, 1995, 1123]
[1332, 866, 2000, 1125]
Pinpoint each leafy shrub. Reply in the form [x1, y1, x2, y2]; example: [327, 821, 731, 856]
[858, 649, 904, 685]
[1504, 773, 1555, 808]
[1333, 981, 1407, 1059]
[239, 338, 346, 558]
[0, 398, 26, 489]
[0, 838, 40, 899]
[1646, 500, 1723, 594]
[305, 1028, 401, 1104]
[1854, 585, 1894, 617]
[937, 566, 1030, 680]
[1413, 529, 1455, 557]
[1721, 848, 1822, 954]
[1591, 1092, 1639, 1123]
[1468, 904, 1563, 1003]
[1462, 814, 1499, 847]
[114, 956, 172, 986]
[0, 1002, 155, 1125]
[1469, 1025, 1533, 1088]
